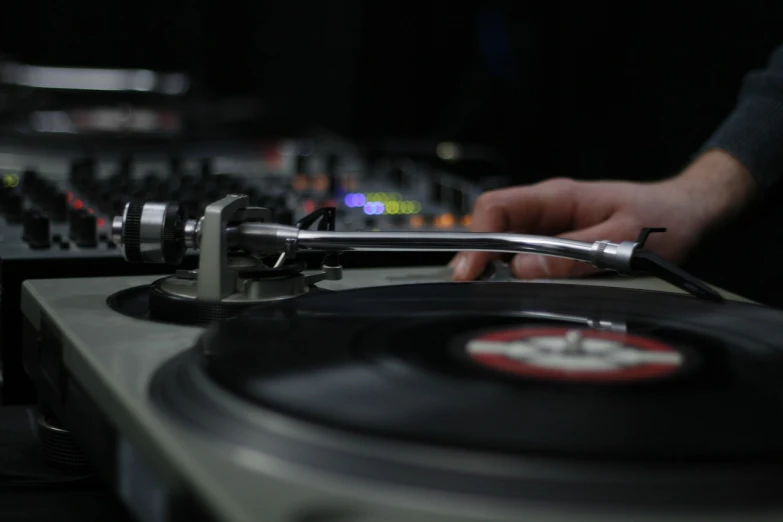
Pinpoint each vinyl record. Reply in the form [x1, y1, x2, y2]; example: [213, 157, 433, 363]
[198, 282, 783, 464]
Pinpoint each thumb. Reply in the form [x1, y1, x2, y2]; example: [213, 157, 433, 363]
[510, 219, 634, 279]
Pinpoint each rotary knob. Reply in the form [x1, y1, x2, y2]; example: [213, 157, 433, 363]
[22, 210, 51, 249]
[113, 201, 186, 264]
[69, 209, 98, 247]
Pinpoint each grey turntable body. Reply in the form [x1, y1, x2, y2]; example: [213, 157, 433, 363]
[20, 267, 766, 522]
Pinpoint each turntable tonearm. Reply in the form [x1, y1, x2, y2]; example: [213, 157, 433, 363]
[110, 193, 722, 307]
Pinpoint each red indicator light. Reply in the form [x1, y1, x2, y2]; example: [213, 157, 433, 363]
[97, 217, 106, 227]
[73, 199, 84, 210]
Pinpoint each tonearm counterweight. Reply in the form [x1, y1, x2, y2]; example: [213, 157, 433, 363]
[111, 194, 722, 302]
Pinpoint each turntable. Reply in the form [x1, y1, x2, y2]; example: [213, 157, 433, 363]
[20, 194, 783, 522]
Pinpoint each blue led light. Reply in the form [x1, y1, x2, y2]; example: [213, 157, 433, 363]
[344, 193, 367, 208]
[362, 201, 385, 215]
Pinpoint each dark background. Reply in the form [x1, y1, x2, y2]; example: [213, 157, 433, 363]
[0, 0, 782, 302]
[0, 4, 781, 520]
[3, 1, 781, 183]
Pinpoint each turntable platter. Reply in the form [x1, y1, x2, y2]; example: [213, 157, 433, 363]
[195, 282, 783, 463]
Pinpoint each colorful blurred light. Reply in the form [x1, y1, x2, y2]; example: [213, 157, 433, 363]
[343, 193, 367, 207]
[363, 201, 385, 215]
[344, 193, 421, 215]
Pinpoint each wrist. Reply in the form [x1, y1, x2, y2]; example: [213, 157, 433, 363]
[667, 149, 757, 231]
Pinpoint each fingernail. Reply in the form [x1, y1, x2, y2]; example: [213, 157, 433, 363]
[448, 255, 461, 268]
[536, 255, 551, 277]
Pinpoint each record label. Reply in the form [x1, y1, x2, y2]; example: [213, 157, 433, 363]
[461, 327, 685, 383]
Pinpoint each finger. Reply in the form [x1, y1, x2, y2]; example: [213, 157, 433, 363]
[454, 180, 580, 281]
[510, 218, 634, 279]
[453, 192, 510, 280]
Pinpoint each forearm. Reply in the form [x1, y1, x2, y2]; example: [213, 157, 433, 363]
[668, 149, 757, 233]
[700, 45, 783, 191]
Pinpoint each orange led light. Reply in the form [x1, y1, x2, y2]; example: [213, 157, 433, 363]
[409, 215, 425, 228]
[311, 175, 329, 192]
[461, 214, 472, 227]
[292, 175, 308, 191]
[442, 213, 455, 227]
[435, 213, 455, 228]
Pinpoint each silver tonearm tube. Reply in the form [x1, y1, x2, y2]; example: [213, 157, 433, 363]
[234, 224, 636, 273]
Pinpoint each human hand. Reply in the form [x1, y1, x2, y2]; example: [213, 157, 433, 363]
[451, 150, 756, 281]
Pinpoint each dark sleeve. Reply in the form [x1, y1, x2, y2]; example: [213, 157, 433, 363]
[700, 45, 783, 190]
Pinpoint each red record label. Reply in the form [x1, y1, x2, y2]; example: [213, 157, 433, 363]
[462, 327, 684, 383]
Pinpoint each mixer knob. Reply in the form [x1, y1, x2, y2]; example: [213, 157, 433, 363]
[21, 169, 39, 191]
[22, 210, 51, 248]
[68, 207, 83, 226]
[113, 201, 186, 264]
[47, 191, 68, 222]
[30, 179, 50, 198]
[69, 210, 98, 247]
